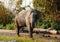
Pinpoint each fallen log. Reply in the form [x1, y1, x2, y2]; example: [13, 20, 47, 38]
[23, 28, 57, 34]
[0, 28, 57, 35]
[33, 28, 57, 34]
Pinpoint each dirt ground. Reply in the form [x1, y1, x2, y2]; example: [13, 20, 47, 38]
[0, 29, 60, 42]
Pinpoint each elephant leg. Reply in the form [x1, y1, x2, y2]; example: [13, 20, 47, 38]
[27, 24, 33, 38]
[26, 18, 33, 38]
[30, 28, 33, 38]
[17, 27, 20, 36]
[30, 21, 35, 38]
[30, 23, 34, 38]
[16, 26, 20, 37]
[15, 26, 19, 37]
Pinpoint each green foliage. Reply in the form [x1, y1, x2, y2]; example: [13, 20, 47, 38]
[15, 7, 25, 14]
[0, 1, 24, 30]
[33, 0, 57, 29]
[0, 2, 14, 26]
[15, 0, 25, 13]
[33, 0, 46, 13]
[6, 23, 14, 30]
[0, 24, 3, 29]
[0, 23, 14, 30]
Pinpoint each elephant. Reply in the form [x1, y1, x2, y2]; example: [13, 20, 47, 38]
[15, 8, 42, 38]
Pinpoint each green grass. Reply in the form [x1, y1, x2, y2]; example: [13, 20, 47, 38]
[0, 36, 59, 42]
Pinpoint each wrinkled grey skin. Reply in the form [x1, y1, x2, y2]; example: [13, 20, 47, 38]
[15, 9, 41, 38]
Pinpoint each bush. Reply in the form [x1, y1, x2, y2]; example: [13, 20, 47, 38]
[0, 24, 3, 29]
[33, 0, 57, 29]
[6, 23, 15, 30]
[0, 2, 14, 26]
[0, 22, 15, 30]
